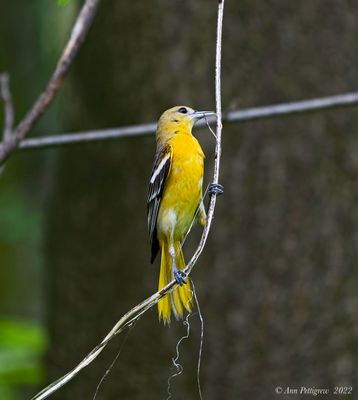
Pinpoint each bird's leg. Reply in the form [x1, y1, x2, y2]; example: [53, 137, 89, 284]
[169, 243, 186, 286]
[208, 183, 224, 196]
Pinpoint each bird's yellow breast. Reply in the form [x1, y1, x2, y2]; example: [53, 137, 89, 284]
[157, 133, 204, 241]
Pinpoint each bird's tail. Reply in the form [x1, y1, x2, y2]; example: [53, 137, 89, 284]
[158, 241, 192, 324]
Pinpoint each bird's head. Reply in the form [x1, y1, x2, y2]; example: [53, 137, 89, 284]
[156, 106, 215, 144]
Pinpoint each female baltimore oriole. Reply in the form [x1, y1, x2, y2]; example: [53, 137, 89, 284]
[147, 106, 215, 324]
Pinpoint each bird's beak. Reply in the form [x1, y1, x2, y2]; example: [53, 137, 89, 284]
[189, 110, 216, 121]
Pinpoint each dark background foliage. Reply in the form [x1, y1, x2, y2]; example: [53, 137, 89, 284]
[0, 1, 357, 399]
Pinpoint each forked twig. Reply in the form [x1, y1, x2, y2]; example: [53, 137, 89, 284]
[0, 0, 100, 167]
[30, 1, 225, 399]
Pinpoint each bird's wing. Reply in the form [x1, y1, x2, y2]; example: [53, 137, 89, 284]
[147, 144, 173, 263]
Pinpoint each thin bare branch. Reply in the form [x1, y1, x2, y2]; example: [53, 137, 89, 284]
[225, 91, 358, 122]
[20, 123, 157, 150]
[30, 1, 225, 399]
[183, 0, 224, 277]
[0, 0, 100, 166]
[0, 73, 14, 142]
[18, 91, 358, 151]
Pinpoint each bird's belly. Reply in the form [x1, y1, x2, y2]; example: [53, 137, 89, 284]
[157, 158, 203, 241]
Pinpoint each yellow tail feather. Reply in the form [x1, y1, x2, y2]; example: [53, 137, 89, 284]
[158, 241, 192, 324]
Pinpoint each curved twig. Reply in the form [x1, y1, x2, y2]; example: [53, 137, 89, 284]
[30, 1, 225, 399]
[0, 0, 100, 167]
[32, 0, 224, 400]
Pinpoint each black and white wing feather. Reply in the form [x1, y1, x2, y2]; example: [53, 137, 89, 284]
[147, 144, 172, 263]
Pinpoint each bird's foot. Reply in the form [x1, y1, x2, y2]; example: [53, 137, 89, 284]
[174, 268, 187, 286]
[208, 183, 224, 196]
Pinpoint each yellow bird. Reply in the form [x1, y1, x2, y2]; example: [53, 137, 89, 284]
[147, 106, 215, 324]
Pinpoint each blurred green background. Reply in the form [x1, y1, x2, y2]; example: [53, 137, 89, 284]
[0, 1, 74, 398]
[0, 1, 358, 399]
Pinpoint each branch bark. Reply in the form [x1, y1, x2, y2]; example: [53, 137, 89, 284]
[30, 1, 225, 399]
[0, 0, 100, 167]
[0, 73, 14, 142]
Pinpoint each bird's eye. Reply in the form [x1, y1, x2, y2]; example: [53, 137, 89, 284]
[178, 107, 188, 114]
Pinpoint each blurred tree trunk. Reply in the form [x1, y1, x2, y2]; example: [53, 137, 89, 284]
[46, 1, 358, 399]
